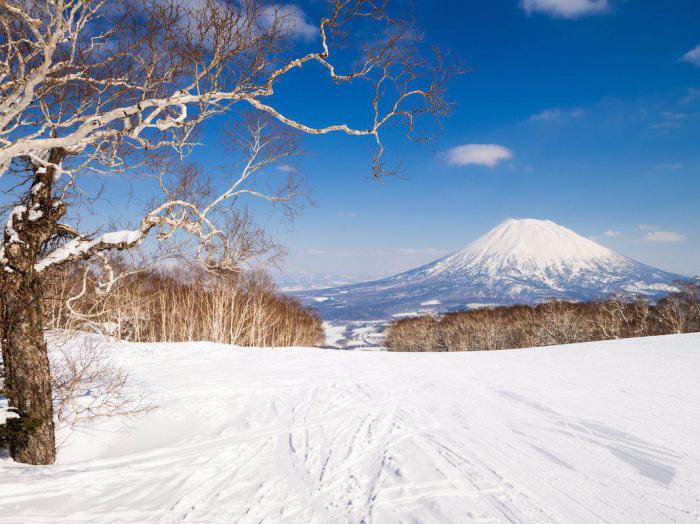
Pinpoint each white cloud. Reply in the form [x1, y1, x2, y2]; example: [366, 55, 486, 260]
[529, 107, 585, 122]
[276, 164, 297, 173]
[641, 231, 686, 243]
[603, 230, 622, 237]
[444, 144, 513, 168]
[682, 44, 700, 67]
[521, 0, 610, 18]
[263, 4, 317, 41]
[173, 1, 317, 44]
[336, 211, 357, 218]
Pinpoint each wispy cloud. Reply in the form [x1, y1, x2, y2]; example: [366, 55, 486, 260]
[336, 211, 357, 218]
[521, 0, 610, 18]
[277, 164, 297, 173]
[444, 144, 513, 168]
[680, 88, 700, 105]
[639, 224, 659, 232]
[652, 163, 683, 173]
[641, 231, 686, 243]
[682, 44, 700, 67]
[650, 111, 687, 130]
[637, 225, 685, 243]
[603, 230, 622, 237]
[301, 247, 447, 257]
[396, 248, 447, 256]
[529, 107, 585, 123]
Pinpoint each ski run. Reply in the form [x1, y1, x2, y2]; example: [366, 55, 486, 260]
[1, 333, 699, 523]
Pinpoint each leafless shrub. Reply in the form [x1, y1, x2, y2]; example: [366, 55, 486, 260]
[48, 335, 154, 447]
[386, 286, 700, 352]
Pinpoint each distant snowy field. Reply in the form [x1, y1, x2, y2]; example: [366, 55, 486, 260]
[2, 334, 700, 523]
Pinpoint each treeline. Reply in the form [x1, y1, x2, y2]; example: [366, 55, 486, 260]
[42, 265, 324, 348]
[386, 283, 700, 352]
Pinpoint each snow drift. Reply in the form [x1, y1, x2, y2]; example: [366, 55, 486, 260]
[1, 334, 699, 523]
[297, 218, 684, 320]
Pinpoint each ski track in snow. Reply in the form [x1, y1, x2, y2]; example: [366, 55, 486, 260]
[1, 334, 700, 523]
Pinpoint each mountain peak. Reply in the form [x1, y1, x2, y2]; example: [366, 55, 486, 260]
[457, 218, 614, 269]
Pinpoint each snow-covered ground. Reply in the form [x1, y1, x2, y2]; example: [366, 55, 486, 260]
[322, 320, 386, 349]
[2, 334, 700, 523]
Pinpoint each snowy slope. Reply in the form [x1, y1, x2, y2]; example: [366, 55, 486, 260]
[2, 334, 700, 523]
[297, 219, 683, 320]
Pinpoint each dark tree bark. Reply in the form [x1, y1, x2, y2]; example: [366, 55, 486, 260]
[1, 268, 55, 464]
[0, 149, 66, 465]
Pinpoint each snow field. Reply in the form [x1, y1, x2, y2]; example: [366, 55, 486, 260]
[1, 333, 699, 523]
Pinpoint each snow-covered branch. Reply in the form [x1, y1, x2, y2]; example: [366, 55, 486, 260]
[1, 0, 451, 179]
[33, 114, 299, 275]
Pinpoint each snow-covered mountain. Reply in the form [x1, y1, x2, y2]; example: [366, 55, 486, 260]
[296, 218, 684, 320]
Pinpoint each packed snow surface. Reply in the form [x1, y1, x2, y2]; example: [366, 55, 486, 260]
[2, 334, 700, 523]
[295, 219, 684, 320]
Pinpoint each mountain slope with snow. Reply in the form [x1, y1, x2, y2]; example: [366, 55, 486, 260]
[1, 334, 699, 522]
[298, 219, 683, 320]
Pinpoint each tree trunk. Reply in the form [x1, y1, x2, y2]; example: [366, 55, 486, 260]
[0, 148, 66, 465]
[1, 271, 56, 465]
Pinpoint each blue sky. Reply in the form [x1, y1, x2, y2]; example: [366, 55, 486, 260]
[134, 0, 700, 279]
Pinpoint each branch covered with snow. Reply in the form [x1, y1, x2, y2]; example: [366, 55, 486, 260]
[0, 0, 452, 179]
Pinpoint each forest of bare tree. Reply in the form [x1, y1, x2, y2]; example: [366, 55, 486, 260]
[386, 283, 700, 352]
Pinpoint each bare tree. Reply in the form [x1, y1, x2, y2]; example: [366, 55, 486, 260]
[49, 334, 154, 449]
[656, 282, 700, 334]
[0, 0, 453, 463]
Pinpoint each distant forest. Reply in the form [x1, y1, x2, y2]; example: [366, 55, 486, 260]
[386, 283, 700, 352]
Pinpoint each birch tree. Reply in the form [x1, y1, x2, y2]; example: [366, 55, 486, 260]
[0, 0, 453, 464]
